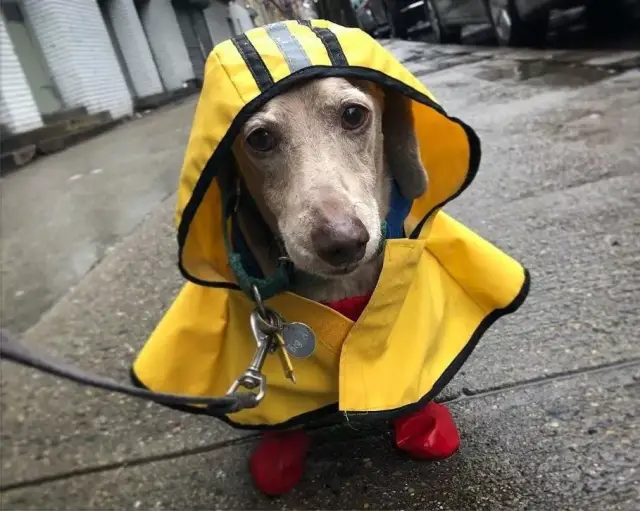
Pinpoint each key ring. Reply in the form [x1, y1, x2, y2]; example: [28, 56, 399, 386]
[256, 310, 282, 337]
[251, 284, 283, 337]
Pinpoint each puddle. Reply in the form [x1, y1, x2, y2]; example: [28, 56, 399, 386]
[475, 59, 621, 87]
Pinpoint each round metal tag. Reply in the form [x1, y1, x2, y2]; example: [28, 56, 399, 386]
[281, 322, 316, 359]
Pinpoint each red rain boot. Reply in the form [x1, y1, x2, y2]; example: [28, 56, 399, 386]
[393, 401, 460, 460]
[249, 429, 309, 496]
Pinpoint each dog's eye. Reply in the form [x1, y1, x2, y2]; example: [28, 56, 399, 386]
[246, 128, 275, 152]
[341, 105, 369, 130]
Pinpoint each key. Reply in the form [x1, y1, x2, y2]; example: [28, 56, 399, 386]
[273, 331, 296, 384]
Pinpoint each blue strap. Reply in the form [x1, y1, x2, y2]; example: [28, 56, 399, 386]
[385, 179, 412, 239]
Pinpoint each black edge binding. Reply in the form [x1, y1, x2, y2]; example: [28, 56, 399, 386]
[133, 268, 531, 430]
[409, 117, 482, 239]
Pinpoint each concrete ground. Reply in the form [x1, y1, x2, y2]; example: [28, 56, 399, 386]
[1, 39, 639, 510]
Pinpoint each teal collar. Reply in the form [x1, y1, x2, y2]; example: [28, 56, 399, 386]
[221, 174, 409, 301]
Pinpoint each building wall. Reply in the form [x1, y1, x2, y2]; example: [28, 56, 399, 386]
[103, 0, 164, 98]
[203, 0, 234, 44]
[0, 14, 43, 134]
[228, 0, 256, 33]
[138, 0, 195, 91]
[21, 0, 133, 119]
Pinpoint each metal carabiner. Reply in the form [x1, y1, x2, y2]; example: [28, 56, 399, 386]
[226, 285, 277, 407]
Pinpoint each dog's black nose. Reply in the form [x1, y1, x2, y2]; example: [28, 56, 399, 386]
[311, 216, 370, 267]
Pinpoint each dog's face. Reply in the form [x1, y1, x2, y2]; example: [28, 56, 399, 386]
[234, 77, 426, 279]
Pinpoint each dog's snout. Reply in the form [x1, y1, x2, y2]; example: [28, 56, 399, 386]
[311, 216, 370, 267]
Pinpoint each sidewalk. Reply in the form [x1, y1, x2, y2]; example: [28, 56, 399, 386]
[1, 41, 639, 509]
[0, 98, 196, 334]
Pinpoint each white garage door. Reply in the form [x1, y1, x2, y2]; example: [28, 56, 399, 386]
[203, 0, 235, 45]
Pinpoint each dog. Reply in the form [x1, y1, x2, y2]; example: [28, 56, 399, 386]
[232, 77, 427, 304]
[228, 77, 460, 496]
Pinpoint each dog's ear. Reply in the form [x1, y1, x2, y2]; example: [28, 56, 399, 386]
[382, 88, 427, 199]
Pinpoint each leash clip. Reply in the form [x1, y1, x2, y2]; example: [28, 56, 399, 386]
[226, 286, 279, 406]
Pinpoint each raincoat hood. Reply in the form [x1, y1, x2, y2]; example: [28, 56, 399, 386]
[175, 20, 479, 289]
[131, 20, 530, 429]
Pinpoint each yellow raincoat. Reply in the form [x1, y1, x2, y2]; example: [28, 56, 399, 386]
[131, 20, 530, 429]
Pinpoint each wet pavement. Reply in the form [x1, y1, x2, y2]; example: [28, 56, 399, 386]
[0, 100, 195, 334]
[1, 38, 639, 510]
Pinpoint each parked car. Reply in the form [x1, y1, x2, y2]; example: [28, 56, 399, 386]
[422, 0, 487, 43]
[489, 0, 582, 46]
[353, 0, 388, 35]
[424, 0, 640, 46]
[354, 0, 429, 39]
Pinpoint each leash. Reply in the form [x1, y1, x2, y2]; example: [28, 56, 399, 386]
[0, 284, 299, 415]
[0, 173, 411, 415]
[0, 328, 255, 414]
[0, 274, 318, 416]
[0, 277, 320, 415]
